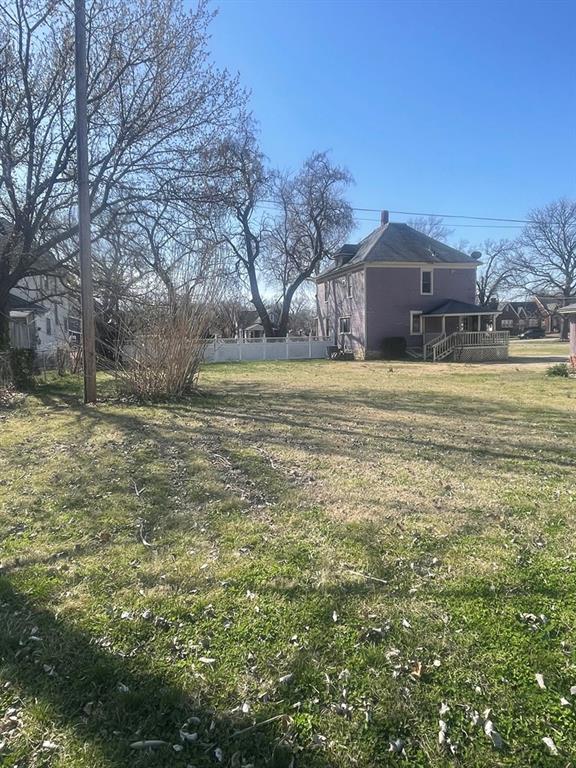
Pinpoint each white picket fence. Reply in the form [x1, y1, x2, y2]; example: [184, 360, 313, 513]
[203, 336, 330, 363]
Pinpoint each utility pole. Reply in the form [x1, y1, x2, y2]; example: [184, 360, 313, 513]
[74, 0, 97, 403]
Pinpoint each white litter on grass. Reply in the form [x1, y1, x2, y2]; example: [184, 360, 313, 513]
[439, 702, 450, 716]
[542, 736, 559, 756]
[560, 697, 570, 707]
[535, 673, 546, 689]
[402, 619, 411, 629]
[214, 746, 224, 762]
[332, 610, 338, 623]
[278, 673, 294, 685]
[198, 657, 216, 665]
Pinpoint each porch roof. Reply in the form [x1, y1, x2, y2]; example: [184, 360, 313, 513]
[423, 300, 498, 317]
[8, 292, 47, 313]
[558, 302, 576, 315]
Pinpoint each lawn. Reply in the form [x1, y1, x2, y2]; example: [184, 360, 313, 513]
[1, 358, 575, 767]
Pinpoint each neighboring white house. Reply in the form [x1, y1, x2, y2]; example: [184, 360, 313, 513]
[9, 275, 80, 356]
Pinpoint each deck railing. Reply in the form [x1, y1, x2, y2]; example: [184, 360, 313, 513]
[430, 331, 509, 361]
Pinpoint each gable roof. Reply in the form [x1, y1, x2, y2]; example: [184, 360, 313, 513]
[318, 223, 478, 280]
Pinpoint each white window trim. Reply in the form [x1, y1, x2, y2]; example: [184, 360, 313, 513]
[410, 310, 423, 335]
[420, 268, 434, 295]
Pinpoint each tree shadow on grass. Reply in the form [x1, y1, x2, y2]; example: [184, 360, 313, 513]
[0, 577, 333, 768]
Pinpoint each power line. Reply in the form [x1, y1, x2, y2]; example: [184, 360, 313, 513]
[355, 217, 522, 229]
[352, 207, 530, 223]
[259, 199, 530, 224]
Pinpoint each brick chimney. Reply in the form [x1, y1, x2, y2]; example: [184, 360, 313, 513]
[380, 210, 389, 226]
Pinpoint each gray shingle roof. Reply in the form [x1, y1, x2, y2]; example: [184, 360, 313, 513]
[424, 300, 495, 316]
[318, 223, 478, 279]
[558, 303, 576, 314]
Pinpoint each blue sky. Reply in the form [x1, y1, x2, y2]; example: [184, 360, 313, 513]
[206, 0, 576, 245]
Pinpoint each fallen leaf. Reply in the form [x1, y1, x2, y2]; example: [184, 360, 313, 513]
[542, 736, 559, 756]
[130, 740, 168, 749]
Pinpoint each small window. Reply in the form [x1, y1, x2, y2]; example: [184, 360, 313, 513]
[410, 311, 422, 334]
[326, 318, 331, 336]
[421, 269, 433, 295]
[324, 283, 330, 302]
[46, 317, 52, 335]
[346, 274, 352, 298]
[67, 316, 81, 334]
[500, 319, 513, 328]
[339, 317, 351, 335]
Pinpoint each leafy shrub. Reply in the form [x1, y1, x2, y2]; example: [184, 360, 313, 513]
[381, 337, 407, 360]
[546, 362, 569, 378]
[9, 348, 36, 390]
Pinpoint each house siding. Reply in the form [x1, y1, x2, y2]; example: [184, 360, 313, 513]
[317, 269, 366, 357]
[11, 276, 79, 353]
[365, 266, 476, 356]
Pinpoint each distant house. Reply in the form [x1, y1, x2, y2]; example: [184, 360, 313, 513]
[495, 301, 543, 335]
[9, 275, 80, 356]
[316, 211, 503, 360]
[534, 295, 576, 335]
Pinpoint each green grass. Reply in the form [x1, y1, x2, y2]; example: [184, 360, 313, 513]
[1, 360, 576, 767]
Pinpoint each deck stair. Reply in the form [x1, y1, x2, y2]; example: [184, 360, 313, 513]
[427, 331, 510, 362]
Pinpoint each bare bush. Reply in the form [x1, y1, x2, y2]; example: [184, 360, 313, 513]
[111, 245, 224, 399]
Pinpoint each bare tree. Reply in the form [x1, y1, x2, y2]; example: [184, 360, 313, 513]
[407, 215, 453, 241]
[267, 153, 353, 336]
[213, 130, 277, 336]
[475, 239, 517, 307]
[514, 199, 576, 338]
[0, 0, 244, 350]
[216, 133, 354, 337]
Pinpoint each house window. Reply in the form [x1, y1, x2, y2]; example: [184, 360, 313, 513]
[339, 317, 351, 335]
[500, 319, 513, 328]
[410, 311, 422, 334]
[325, 283, 330, 302]
[46, 317, 52, 335]
[346, 274, 352, 298]
[421, 269, 433, 295]
[326, 318, 331, 337]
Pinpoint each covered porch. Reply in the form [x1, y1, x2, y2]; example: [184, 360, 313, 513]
[420, 300, 507, 362]
[421, 300, 499, 341]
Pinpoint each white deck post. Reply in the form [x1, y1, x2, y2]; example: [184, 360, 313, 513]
[308, 333, 312, 358]
[263, 336, 267, 360]
[286, 336, 290, 360]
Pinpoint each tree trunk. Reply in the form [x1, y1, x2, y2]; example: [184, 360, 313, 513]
[247, 265, 275, 337]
